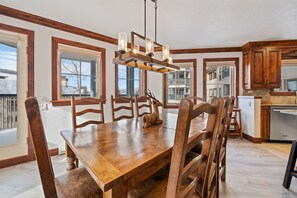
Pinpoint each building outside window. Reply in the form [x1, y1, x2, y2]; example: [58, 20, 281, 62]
[206, 65, 235, 101]
[60, 56, 98, 98]
[167, 68, 192, 104]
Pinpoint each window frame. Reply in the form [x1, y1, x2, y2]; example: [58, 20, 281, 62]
[114, 52, 147, 101]
[163, 59, 197, 108]
[203, 57, 239, 101]
[52, 37, 106, 106]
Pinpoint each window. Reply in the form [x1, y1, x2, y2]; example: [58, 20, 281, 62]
[222, 67, 230, 79]
[115, 52, 146, 98]
[213, 88, 217, 97]
[203, 58, 239, 102]
[52, 37, 106, 106]
[164, 59, 197, 108]
[209, 88, 213, 97]
[117, 65, 141, 96]
[223, 84, 230, 95]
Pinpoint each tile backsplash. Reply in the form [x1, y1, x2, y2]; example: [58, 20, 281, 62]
[243, 89, 297, 104]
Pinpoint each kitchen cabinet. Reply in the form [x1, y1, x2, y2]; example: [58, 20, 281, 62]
[261, 106, 270, 141]
[242, 47, 281, 89]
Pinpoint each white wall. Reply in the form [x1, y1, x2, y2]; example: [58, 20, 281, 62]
[0, 15, 130, 150]
[0, 15, 243, 151]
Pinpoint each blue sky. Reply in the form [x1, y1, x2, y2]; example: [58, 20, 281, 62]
[0, 42, 17, 71]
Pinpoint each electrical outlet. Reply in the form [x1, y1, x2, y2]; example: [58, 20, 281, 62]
[41, 103, 48, 111]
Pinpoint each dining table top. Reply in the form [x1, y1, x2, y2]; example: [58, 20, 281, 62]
[60, 112, 206, 194]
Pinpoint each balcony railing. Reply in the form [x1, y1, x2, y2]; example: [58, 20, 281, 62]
[0, 94, 17, 131]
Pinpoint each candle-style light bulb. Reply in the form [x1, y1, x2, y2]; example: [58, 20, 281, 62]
[118, 32, 127, 54]
[168, 53, 173, 64]
[145, 38, 154, 57]
[162, 45, 170, 61]
[132, 44, 139, 54]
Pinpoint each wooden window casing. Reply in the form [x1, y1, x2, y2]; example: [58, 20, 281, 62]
[163, 59, 197, 108]
[52, 37, 106, 106]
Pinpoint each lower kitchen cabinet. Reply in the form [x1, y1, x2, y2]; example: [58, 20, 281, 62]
[261, 106, 270, 141]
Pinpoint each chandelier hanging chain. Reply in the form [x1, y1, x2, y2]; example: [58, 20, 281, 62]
[144, 0, 158, 42]
[114, 0, 180, 73]
[153, 0, 158, 42]
[144, 0, 147, 38]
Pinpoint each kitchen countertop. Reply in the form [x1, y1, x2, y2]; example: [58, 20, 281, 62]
[261, 104, 297, 107]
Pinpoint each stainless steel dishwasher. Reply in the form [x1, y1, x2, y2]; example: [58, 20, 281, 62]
[270, 107, 297, 141]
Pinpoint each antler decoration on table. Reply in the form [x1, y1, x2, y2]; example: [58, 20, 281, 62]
[143, 89, 163, 128]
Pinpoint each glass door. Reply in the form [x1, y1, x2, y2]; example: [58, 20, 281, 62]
[0, 30, 30, 162]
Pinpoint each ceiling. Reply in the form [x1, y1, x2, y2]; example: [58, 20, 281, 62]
[1, 0, 297, 49]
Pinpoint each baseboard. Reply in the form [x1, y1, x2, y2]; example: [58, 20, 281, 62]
[0, 147, 59, 169]
[0, 155, 29, 169]
[49, 147, 59, 156]
[243, 133, 262, 143]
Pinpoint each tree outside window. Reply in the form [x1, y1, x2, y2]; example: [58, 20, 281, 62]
[60, 57, 98, 98]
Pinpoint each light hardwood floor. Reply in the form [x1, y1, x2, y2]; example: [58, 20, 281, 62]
[0, 139, 296, 198]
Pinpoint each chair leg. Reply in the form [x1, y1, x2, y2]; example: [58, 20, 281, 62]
[283, 140, 297, 188]
[221, 154, 226, 181]
[238, 111, 243, 140]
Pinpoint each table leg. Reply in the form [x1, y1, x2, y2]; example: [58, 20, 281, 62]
[103, 182, 127, 198]
[65, 143, 77, 171]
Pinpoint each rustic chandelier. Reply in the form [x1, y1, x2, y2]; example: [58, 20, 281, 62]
[113, 0, 180, 73]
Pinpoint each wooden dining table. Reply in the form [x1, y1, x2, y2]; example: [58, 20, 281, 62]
[60, 112, 206, 198]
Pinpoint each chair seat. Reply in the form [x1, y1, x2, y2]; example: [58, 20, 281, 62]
[55, 167, 102, 198]
[128, 168, 200, 198]
[129, 151, 217, 198]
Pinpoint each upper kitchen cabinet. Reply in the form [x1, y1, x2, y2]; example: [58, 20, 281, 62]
[242, 40, 297, 90]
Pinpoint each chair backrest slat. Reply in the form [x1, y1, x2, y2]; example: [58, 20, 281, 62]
[71, 96, 105, 129]
[111, 95, 134, 122]
[135, 96, 152, 117]
[25, 97, 57, 197]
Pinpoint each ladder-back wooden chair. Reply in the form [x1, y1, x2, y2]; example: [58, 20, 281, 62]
[111, 95, 134, 121]
[135, 95, 152, 117]
[25, 97, 102, 198]
[71, 96, 105, 129]
[219, 96, 235, 182]
[129, 98, 226, 198]
[213, 97, 231, 198]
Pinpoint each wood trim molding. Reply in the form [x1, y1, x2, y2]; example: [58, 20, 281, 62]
[242, 40, 297, 51]
[0, 23, 35, 165]
[243, 133, 262, 144]
[170, 47, 242, 54]
[203, 57, 239, 101]
[163, 59, 197, 108]
[51, 37, 106, 106]
[114, 52, 147, 101]
[0, 5, 117, 45]
[0, 155, 29, 169]
[0, 148, 59, 169]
